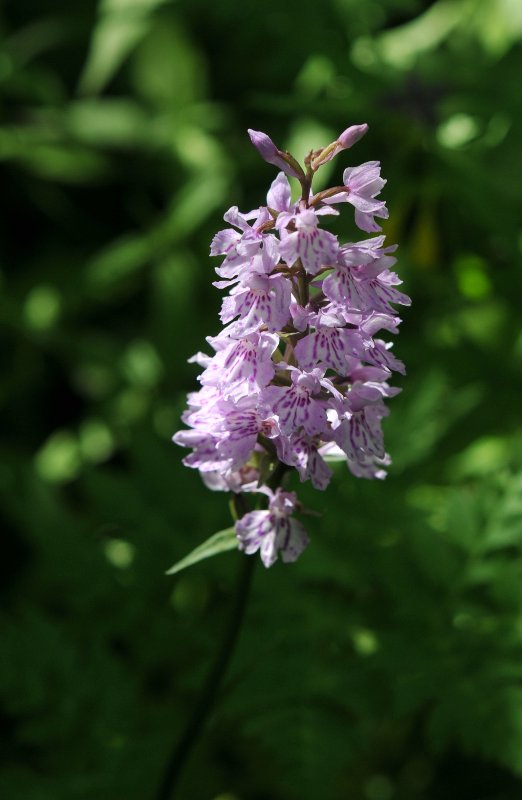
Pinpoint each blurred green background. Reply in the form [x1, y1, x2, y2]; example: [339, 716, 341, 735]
[1, 0, 522, 798]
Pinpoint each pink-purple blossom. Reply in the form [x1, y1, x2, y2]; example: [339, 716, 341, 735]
[174, 123, 410, 567]
[260, 367, 334, 437]
[200, 331, 279, 400]
[324, 161, 389, 232]
[235, 488, 309, 567]
[277, 208, 339, 275]
[220, 273, 292, 336]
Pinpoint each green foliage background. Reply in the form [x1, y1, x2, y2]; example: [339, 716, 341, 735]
[1, 0, 522, 797]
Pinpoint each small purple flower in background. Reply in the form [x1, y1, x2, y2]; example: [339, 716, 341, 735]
[173, 122, 410, 569]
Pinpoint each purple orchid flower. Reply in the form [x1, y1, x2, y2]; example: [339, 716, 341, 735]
[174, 125, 410, 567]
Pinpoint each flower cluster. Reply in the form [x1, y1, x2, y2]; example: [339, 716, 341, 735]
[174, 125, 410, 567]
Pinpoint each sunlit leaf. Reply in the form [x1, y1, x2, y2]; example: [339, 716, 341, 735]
[79, 0, 171, 94]
[166, 528, 238, 575]
[131, 21, 205, 108]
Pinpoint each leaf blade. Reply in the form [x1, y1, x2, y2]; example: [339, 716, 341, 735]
[165, 527, 238, 576]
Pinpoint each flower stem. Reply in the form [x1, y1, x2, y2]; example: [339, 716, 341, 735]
[154, 554, 256, 800]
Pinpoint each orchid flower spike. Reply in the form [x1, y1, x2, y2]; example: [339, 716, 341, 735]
[174, 125, 410, 568]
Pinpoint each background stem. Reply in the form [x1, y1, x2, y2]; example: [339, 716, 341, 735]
[155, 555, 256, 800]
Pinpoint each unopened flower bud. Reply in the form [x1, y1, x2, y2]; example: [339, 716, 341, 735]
[338, 123, 368, 149]
[248, 129, 305, 180]
[311, 123, 368, 170]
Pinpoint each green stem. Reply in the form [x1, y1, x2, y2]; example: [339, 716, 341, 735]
[154, 554, 256, 800]
[298, 267, 309, 307]
[155, 460, 289, 799]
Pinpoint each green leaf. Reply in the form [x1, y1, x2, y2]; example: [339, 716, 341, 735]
[165, 527, 238, 576]
[78, 0, 170, 94]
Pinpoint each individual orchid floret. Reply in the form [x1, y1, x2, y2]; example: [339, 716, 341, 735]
[324, 161, 389, 232]
[267, 172, 294, 213]
[235, 488, 309, 568]
[330, 400, 392, 481]
[200, 331, 279, 400]
[216, 404, 279, 466]
[311, 123, 368, 170]
[175, 389, 278, 478]
[293, 310, 364, 373]
[277, 208, 339, 275]
[211, 206, 279, 283]
[201, 465, 260, 494]
[220, 273, 292, 336]
[275, 433, 333, 490]
[260, 367, 338, 437]
[248, 129, 305, 181]
[323, 240, 410, 315]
